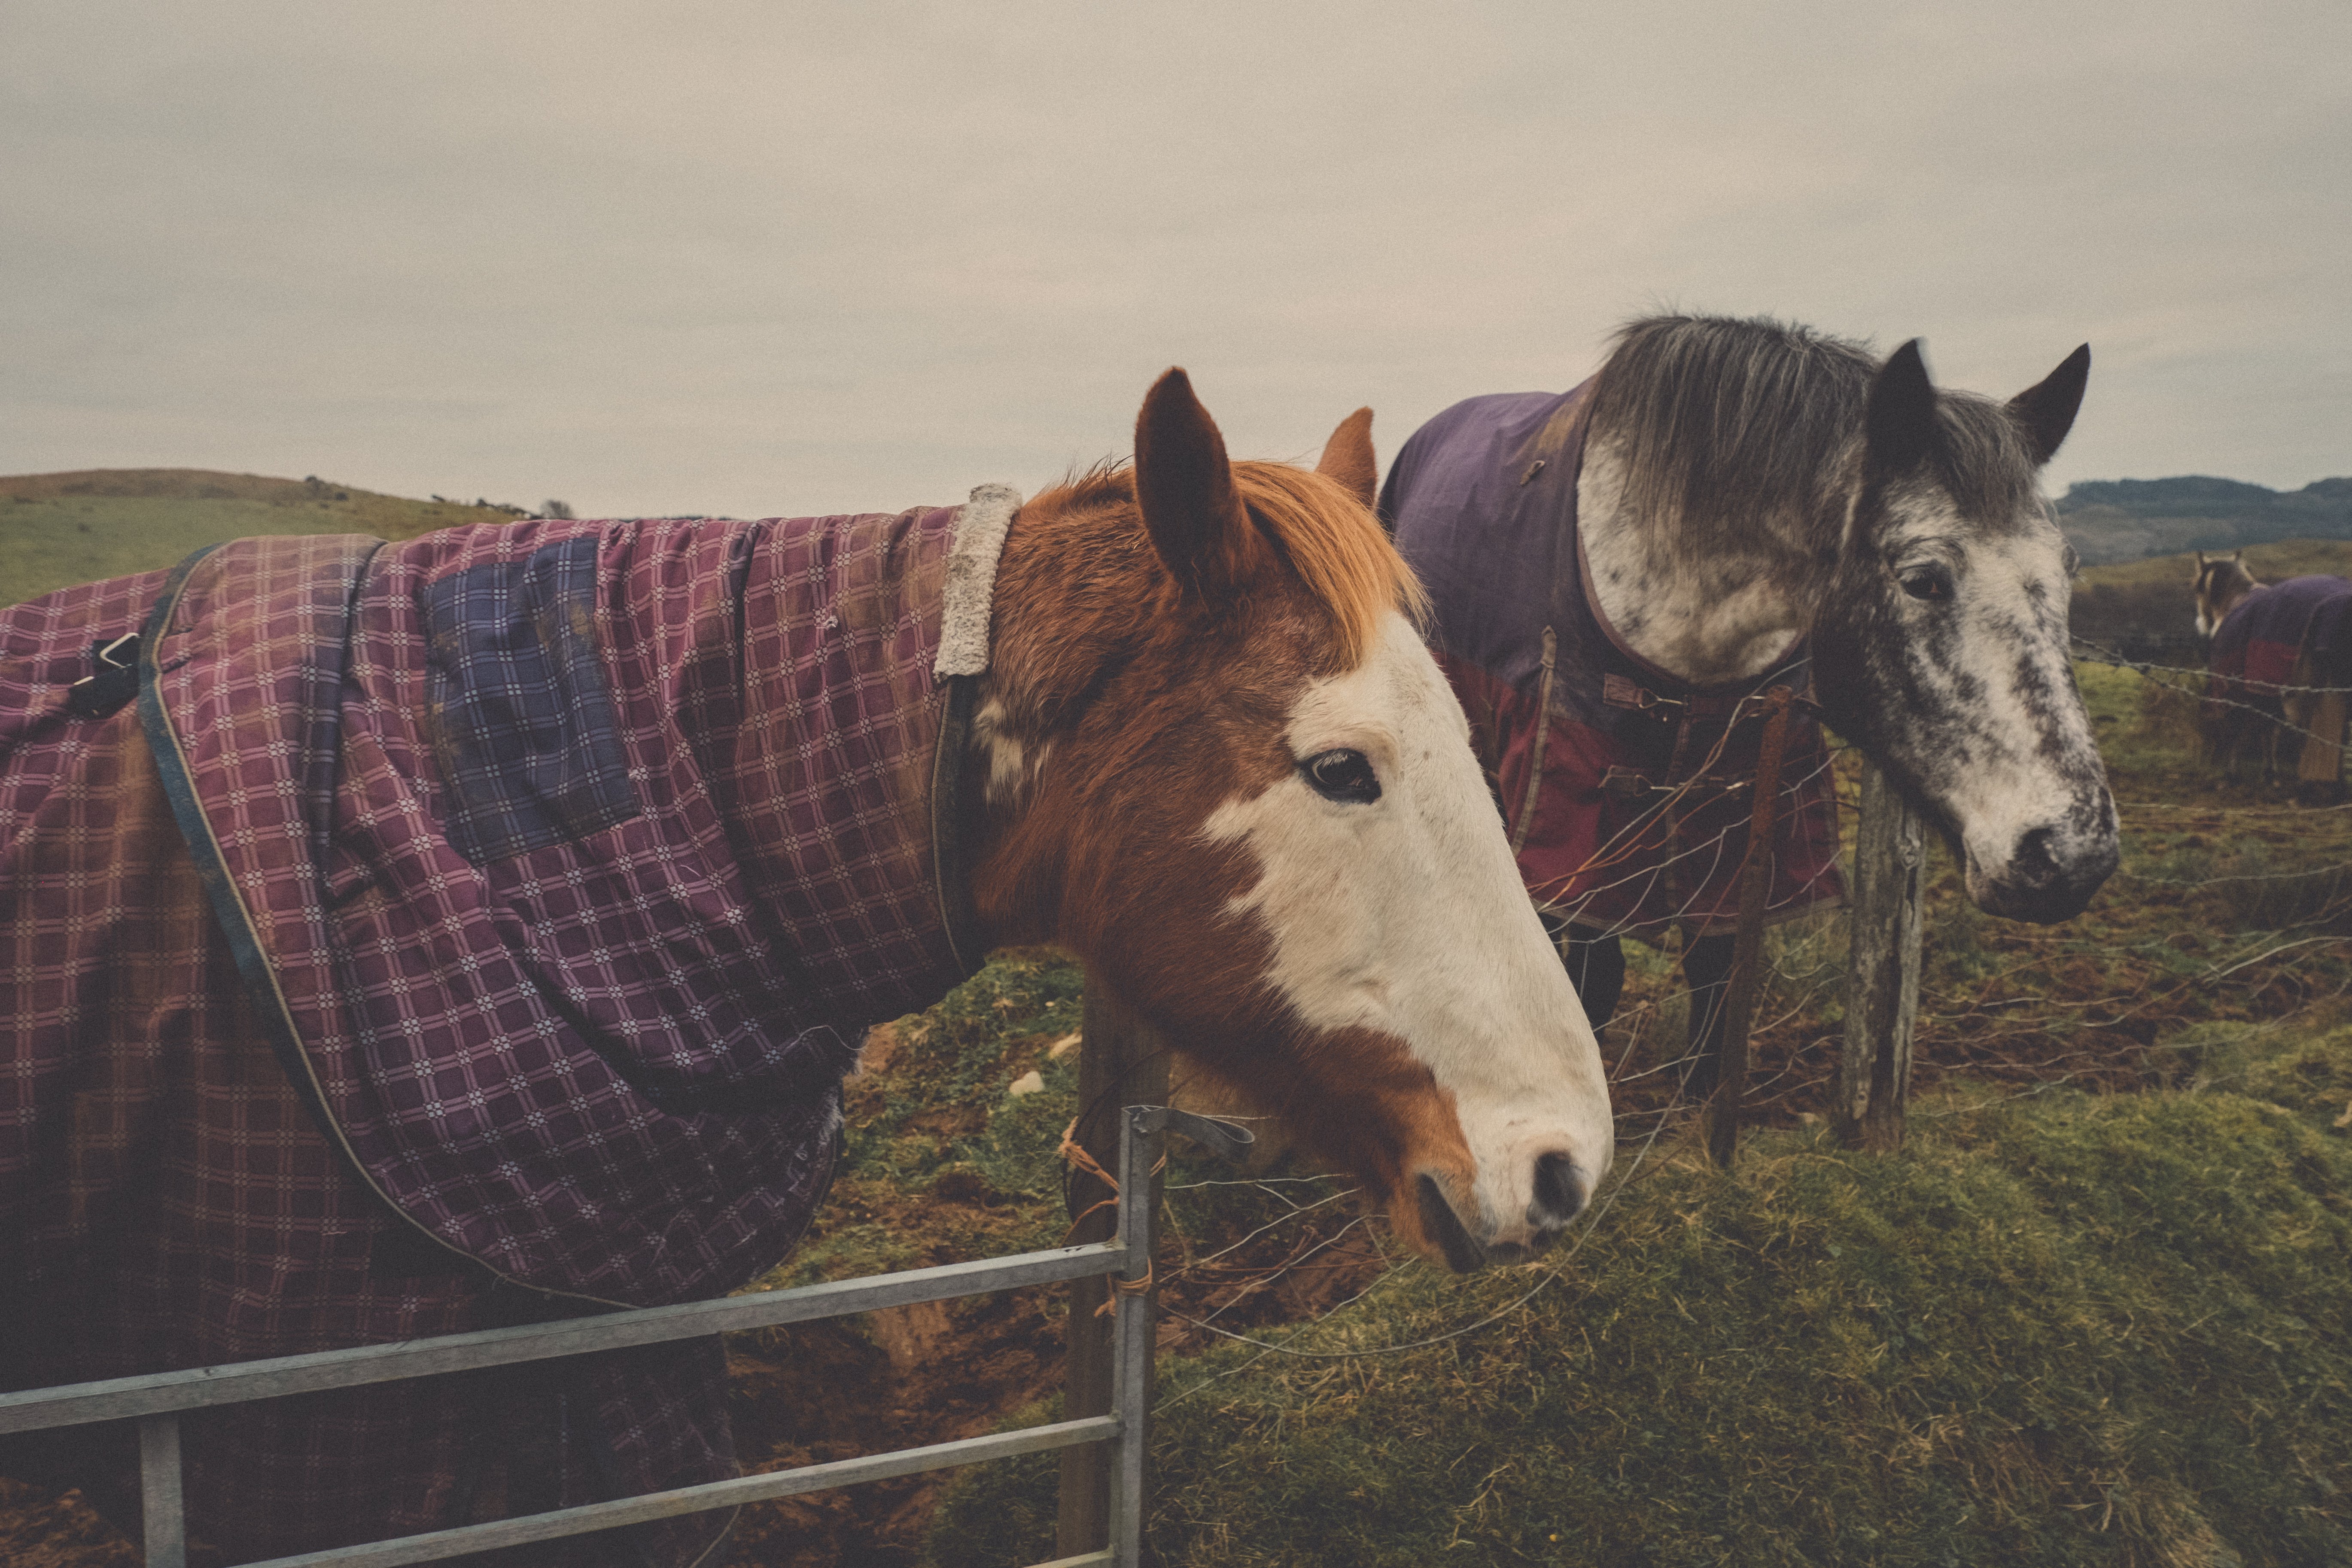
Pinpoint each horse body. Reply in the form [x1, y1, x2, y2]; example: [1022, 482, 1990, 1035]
[2197, 555, 2352, 790]
[1387, 315, 2118, 1065]
[1, 373, 1610, 1559]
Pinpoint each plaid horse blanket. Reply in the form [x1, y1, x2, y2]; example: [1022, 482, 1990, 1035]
[2207, 575, 2352, 707]
[2206, 574, 2352, 782]
[1381, 383, 1844, 939]
[1, 499, 1004, 1563]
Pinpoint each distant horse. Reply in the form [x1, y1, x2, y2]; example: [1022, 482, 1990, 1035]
[2194, 550, 2352, 793]
[0, 371, 1611, 1564]
[1383, 315, 2119, 1085]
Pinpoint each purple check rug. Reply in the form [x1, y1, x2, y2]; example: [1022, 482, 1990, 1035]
[1, 502, 1003, 1565]
[1381, 382, 1844, 940]
[2207, 574, 2352, 720]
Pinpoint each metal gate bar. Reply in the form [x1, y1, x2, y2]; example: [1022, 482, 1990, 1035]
[0, 1105, 1173, 1568]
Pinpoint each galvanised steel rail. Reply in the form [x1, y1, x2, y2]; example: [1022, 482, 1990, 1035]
[0, 1104, 1189, 1568]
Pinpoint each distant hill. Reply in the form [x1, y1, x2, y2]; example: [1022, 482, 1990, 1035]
[2058, 475, 2352, 567]
[0, 469, 537, 607]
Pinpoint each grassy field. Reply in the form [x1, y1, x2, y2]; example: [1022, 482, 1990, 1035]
[2076, 539, 2352, 599]
[2071, 540, 2352, 667]
[0, 469, 528, 607]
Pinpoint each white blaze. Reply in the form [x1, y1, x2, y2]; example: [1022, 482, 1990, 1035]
[1202, 612, 1615, 1248]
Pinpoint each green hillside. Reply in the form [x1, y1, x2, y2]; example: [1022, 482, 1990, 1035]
[2058, 475, 2352, 567]
[0, 469, 533, 607]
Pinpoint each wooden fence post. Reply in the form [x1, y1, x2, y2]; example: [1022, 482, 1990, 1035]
[1057, 980, 1168, 1559]
[1835, 762, 1926, 1152]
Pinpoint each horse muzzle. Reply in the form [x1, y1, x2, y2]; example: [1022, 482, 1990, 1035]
[1412, 1152, 1591, 1273]
[1968, 807, 2120, 923]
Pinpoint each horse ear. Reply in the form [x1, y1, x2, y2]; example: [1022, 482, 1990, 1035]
[1135, 368, 1255, 600]
[1865, 339, 1938, 476]
[2009, 344, 2090, 466]
[1316, 407, 1378, 509]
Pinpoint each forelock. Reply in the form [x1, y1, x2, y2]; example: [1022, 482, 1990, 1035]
[1927, 393, 2046, 526]
[1232, 461, 1429, 669]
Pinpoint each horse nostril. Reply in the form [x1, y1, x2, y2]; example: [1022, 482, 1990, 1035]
[2014, 825, 2062, 880]
[1528, 1152, 1585, 1227]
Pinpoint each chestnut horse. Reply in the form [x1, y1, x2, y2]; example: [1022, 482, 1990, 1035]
[0, 371, 1608, 1563]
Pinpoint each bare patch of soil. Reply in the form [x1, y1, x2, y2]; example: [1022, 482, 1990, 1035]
[0, 1481, 136, 1568]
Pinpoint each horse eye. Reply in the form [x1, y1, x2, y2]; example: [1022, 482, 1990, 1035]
[1302, 749, 1381, 804]
[1899, 566, 1953, 603]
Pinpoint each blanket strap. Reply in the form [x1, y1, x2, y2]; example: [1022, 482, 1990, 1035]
[1509, 627, 1557, 855]
[931, 671, 987, 974]
[64, 632, 143, 719]
[134, 544, 394, 1221]
[133, 542, 615, 1303]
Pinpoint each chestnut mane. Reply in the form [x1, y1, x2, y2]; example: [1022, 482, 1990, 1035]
[1026, 458, 1426, 670]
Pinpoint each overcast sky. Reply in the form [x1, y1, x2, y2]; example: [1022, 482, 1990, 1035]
[4, 2, 2346, 519]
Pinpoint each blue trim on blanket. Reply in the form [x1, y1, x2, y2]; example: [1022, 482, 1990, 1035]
[421, 534, 641, 865]
[135, 542, 358, 1184]
[134, 540, 501, 1289]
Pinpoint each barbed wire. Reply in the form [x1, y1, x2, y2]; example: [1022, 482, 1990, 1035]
[2072, 632, 2352, 750]
[2116, 860, 2352, 889]
[2114, 796, 2352, 816]
[2071, 632, 2352, 697]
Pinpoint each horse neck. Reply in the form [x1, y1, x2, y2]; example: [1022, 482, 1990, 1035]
[2199, 572, 2262, 638]
[958, 677, 1064, 950]
[1576, 443, 1818, 686]
[955, 487, 1162, 953]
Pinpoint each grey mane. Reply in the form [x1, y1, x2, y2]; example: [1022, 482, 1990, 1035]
[1587, 314, 2048, 556]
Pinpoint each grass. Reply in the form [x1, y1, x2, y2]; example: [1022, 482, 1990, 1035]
[2069, 540, 2352, 668]
[744, 948, 1093, 1292]
[0, 469, 525, 606]
[2075, 540, 2352, 601]
[930, 1030, 2352, 1566]
[899, 651, 2352, 1568]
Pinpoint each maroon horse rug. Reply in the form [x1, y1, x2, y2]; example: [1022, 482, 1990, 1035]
[2207, 574, 2352, 698]
[2204, 574, 2352, 769]
[1, 494, 1013, 1564]
[1380, 381, 1843, 941]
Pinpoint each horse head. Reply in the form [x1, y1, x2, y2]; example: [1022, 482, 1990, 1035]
[2193, 551, 2258, 639]
[969, 371, 1613, 1271]
[1813, 340, 2120, 923]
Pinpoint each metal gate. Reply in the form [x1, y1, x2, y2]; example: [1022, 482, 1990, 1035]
[0, 1104, 1196, 1568]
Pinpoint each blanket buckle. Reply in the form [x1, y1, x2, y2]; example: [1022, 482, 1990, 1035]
[65, 633, 141, 719]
